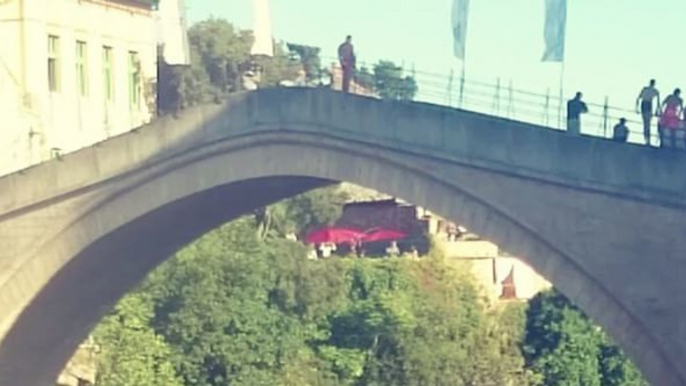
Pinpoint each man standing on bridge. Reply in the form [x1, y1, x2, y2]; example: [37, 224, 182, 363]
[636, 79, 661, 145]
[338, 35, 356, 93]
[567, 92, 588, 136]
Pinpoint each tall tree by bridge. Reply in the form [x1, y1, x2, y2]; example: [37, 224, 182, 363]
[524, 289, 646, 385]
[157, 18, 301, 115]
[157, 18, 420, 116]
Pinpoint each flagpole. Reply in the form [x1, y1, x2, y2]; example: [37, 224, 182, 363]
[543, 0, 567, 129]
[446, 69, 454, 106]
[557, 60, 565, 129]
[459, 58, 466, 109]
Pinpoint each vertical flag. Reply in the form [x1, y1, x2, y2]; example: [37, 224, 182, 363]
[452, 0, 470, 60]
[542, 0, 567, 62]
[251, 0, 274, 57]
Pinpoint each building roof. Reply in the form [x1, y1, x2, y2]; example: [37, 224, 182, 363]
[104, 0, 157, 10]
[343, 198, 413, 208]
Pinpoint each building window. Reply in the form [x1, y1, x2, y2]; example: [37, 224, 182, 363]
[128, 51, 140, 109]
[48, 35, 60, 92]
[103, 46, 114, 102]
[76, 41, 88, 96]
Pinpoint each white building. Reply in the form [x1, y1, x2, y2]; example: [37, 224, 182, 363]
[0, 0, 160, 176]
[441, 238, 552, 301]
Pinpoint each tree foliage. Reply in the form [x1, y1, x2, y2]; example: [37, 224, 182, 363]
[157, 18, 421, 117]
[93, 218, 530, 386]
[353, 62, 418, 101]
[286, 43, 322, 82]
[91, 179, 647, 386]
[92, 294, 182, 386]
[89, 176, 649, 386]
[523, 289, 647, 386]
[258, 184, 350, 238]
[371, 61, 418, 101]
[354, 66, 375, 91]
[157, 18, 301, 115]
[188, 19, 253, 96]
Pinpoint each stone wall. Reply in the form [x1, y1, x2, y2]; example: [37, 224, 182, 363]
[55, 340, 97, 386]
[336, 199, 424, 235]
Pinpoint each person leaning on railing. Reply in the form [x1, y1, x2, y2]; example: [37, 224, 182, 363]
[567, 92, 589, 135]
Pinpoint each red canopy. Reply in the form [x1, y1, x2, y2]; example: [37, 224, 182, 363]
[305, 227, 364, 245]
[362, 228, 408, 243]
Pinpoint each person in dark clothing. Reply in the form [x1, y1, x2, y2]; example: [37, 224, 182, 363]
[567, 92, 589, 135]
[636, 79, 660, 145]
[337, 35, 356, 93]
[612, 118, 629, 143]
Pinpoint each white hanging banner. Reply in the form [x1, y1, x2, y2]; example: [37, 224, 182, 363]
[251, 0, 274, 57]
[451, 0, 470, 60]
[542, 0, 567, 62]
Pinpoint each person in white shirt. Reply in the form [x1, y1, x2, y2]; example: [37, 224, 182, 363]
[385, 241, 400, 257]
[636, 79, 661, 145]
[319, 242, 336, 258]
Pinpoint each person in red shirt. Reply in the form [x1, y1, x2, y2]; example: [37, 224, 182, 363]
[659, 89, 683, 148]
[338, 35, 356, 93]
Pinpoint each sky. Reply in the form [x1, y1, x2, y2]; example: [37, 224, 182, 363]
[184, 0, 686, 135]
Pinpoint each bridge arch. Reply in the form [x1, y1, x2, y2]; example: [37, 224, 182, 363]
[0, 89, 684, 385]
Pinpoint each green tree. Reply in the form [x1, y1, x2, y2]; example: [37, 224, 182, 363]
[524, 289, 647, 386]
[172, 46, 216, 108]
[93, 295, 182, 386]
[287, 43, 323, 82]
[93, 186, 539, 386]
[90, 175, 652, 386]
[253, 42, 301, 87]
[354, 66, 375, 91]
[256, 184, 350, 239]
[158, 18, 301, 115]
[139, 219, 340, 386]
[350, 61, 418, 100]
[524, 290, 604, 386]
[158, 18, 421, 116]
[94, 219, 532, 386]
[599, 341, 647, 386]
[372, 61, 418, 101]
[187, 18, 252, 96]
[321, 257, 530, 386]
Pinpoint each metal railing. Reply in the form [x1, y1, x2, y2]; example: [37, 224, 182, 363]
[314, 55, 660, 146]
[0, 54, 671, 177]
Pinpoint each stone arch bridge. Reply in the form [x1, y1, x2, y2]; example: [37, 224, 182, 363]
[1, 89, 685, 385]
